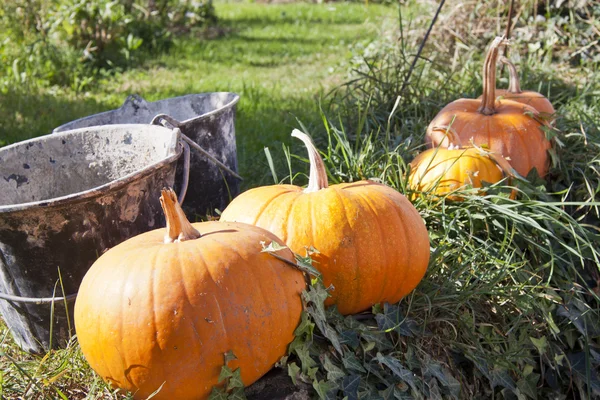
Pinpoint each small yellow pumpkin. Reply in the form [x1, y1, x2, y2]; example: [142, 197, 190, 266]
[408, 145, 506, 199]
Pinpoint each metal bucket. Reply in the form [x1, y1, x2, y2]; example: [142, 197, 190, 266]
[0, 124, 182, 353]
[53, 92, 241, 217]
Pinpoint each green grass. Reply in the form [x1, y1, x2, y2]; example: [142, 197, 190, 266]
[1, 0, 600, 399]
[0, 1, 394, 188]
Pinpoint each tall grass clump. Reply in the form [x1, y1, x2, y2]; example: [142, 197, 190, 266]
[266, 0, 600, 398]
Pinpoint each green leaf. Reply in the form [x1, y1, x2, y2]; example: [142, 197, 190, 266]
[530, 336, 547, 355]
[224, 350, 237, 364]
[218, 365, 234, 383]
[208, 387, 228, 400]
[323, 354, 346, 382]
[261, 241, 288, 253]
[294, 312, 315, 339]
[375, 353, 416, 390]
[424, 362, 460, 398]
[313, 379, 334, 400]
[342, 353, 366, 373]
[307, 366, 320, 380]
[228, 387, 247, 400]
[341, 374, 361, 400]
[296, 344, 317, 372]
[361, 331, 393, 351]
[517, 373, 540, 400]
[490, 369, 517, 392]
[288, 362, 301, 385]
[227, 369, 244, 390]
[427, 377, 443, 400]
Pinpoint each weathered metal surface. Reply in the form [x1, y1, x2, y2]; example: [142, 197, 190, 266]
[53, 92, 241, 217]
[0, 125, 181, 353]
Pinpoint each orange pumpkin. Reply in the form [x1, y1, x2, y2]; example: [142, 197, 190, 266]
[220, 130, 430, 315]
[495, 57, 555, 119]
[426, 37, 551, 178]
[74, 189, 305, 400]
[408, 145, 506, 199]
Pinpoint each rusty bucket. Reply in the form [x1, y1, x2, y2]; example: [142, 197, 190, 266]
[0, 124, 182, 353]
[53, 92, 241, 218]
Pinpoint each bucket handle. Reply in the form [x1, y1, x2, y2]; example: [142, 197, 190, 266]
[0, 291, 77, 304]
[151, 114, 243, 181]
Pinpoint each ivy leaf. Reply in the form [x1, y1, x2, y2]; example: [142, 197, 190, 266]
[296, 344, 317, 372]
[375, 353, 416, 391]
[208, 387, 228, 400]
[218, 365, 234, 383]
[341, 374, 361, 400]
[260, 241, 288, 253]
[374, 303, 418, 337]
[427, 378, 443, 400]
[423, 361, 461, 398]
[288, 362, 301, 386]
[303, 285, 329, 323]
[227, 387, 247, 400]
[323, 354, 346, 382]
[530, 336, 547, 355]
[342, 353, 366, 373]
[307, 366, 320, 380]
[375, 303, 402, 332]
[227, 368, 244, 390]
[294, 312, 315, 340]
[224, 350, 237, 364]
[517, 373, 540, 400]
[361, 331, 393, 351]
[295, 253, 322, 277]
[313, 379, 335, 400]
[490, 368, 517, 392]
[340, 330, 360, 349]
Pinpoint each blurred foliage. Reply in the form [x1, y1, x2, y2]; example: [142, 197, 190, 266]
[0, 0, 216, 91]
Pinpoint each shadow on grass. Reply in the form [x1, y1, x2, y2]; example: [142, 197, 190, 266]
[0, 89, 114, 146]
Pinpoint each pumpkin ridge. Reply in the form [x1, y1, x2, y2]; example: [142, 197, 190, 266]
[203, 233, 270, 368]
[511, 117, 533, 176]
[251, 189, 295, 226]
[352, 189, 390, 304]
[174, 239, 206, 363]
[277, 192, 300, 244]
[332, 186, 361, 312]
[118, 247, 150, 386]
[285, 193, 304, 248]
[366, 187, 412, 299]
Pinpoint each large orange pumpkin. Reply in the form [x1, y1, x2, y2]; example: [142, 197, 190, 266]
[426, 37, 551, 178]
[495, 57, 555, 119]
[74, 189, 305, 400]
[220, 130, 430, 315]
[408, 145, 506, 199]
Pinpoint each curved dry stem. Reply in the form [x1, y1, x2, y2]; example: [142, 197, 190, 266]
[291, 129, 329, 193]
[500, 57, 522, 93]
[431, 125, 463, 148]
[478, 36, 506, 116]
[160, 188, 201, 243]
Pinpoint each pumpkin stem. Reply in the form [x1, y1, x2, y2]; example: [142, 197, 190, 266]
[291, 129, 329, 193]
[160, 188, 201, 243]
[500, 57, 522, 94]
[478, 36, 506, 116]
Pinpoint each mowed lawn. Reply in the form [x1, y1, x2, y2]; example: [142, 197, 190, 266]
[1, 2, 395, 187]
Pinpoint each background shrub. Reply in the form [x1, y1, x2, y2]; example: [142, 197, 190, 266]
[0, 0, 216, 91]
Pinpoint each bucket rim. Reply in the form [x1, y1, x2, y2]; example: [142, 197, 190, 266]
[52, 92, 241, 133]
[171, 92, 240, 124]
[0, 124, 182, 213]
